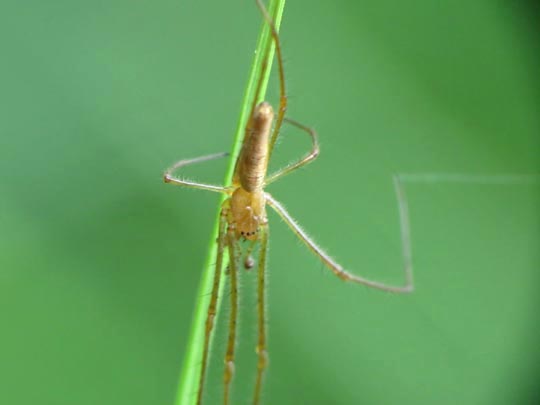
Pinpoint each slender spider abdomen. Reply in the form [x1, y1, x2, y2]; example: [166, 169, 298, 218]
[236, 101, 274, 193]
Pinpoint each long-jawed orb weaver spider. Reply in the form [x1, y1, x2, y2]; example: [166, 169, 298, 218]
[164, 0, 414, 404]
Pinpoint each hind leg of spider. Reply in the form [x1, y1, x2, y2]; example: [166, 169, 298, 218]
[253, 224, 269, 405]
[197, 204, 229, 405]
[223, 228, 241, 405]
[164, 152, 230, 194]
[265, 118, 320, 186]
[265, 193, 414, 293]
[255, 0, 287, 160]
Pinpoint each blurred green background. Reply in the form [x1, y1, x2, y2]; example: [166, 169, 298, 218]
[1, 0, 539, 404]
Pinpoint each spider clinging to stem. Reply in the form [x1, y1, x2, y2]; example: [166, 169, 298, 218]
[164, 0, 414, 404]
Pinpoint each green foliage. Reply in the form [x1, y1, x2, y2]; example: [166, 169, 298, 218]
[0, 1, 538, 405]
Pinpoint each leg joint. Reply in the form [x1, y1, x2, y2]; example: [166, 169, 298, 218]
[257, 348, 269, 369]
[224, 360, 235, 384]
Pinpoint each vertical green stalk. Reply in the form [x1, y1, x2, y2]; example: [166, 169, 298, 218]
[175, 1, 286, 404]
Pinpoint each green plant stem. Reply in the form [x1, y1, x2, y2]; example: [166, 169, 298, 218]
[174, 1, 286, 404]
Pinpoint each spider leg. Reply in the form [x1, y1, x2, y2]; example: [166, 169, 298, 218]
[255, 0, 287, 160]
[236, 0, 276, 156]
[197, 205, 229, 405]
[223, 228, 241, 405]
[265, 117, 319, 186]
[233, 0, 285, 185]
[265, 193, 414, 293]
[164, 152, 230, 194]
[253, 224, 269, 405]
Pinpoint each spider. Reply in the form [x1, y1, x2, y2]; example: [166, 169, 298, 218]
[164, 1, 413, 404]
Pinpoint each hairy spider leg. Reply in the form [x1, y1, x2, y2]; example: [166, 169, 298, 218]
[196, 204, 229, 405]
[223, 225, 241, 405]
[265, 193, 414, 293]
[253, 224, 269, 405]
[163, 152, 230, 194]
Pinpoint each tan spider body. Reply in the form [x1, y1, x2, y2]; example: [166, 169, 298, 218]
[164, 1, 413, 404]
[230, 102, 273, 240]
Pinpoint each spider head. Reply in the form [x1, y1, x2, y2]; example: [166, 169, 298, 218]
[230, 188, 267, 241]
